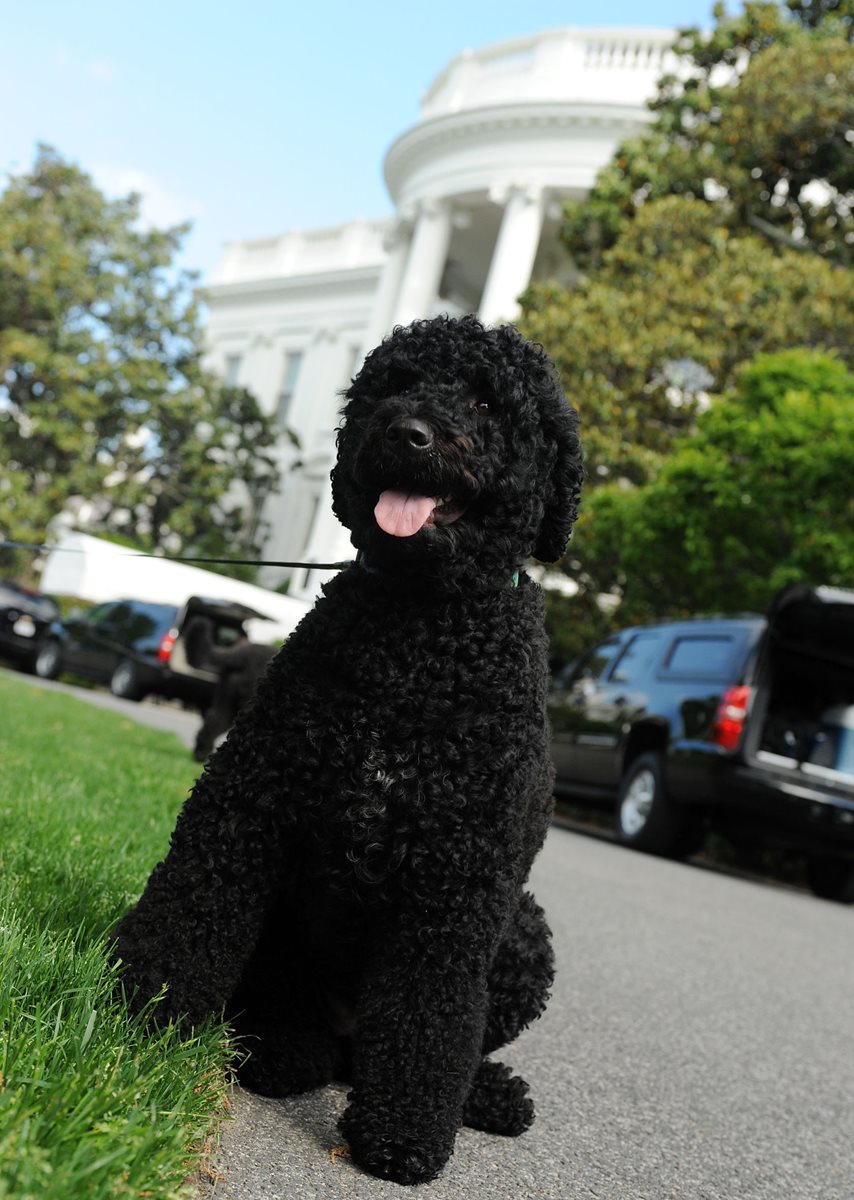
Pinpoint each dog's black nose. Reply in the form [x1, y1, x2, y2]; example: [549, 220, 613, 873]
[385, 416, 434, 452]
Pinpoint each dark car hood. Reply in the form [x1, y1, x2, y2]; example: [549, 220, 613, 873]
[0, 582, 59, 622]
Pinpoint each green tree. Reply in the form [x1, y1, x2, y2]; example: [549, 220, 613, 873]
[0, 146, 279, 579]
[562, 2, 853, 271]
[520, 195, 854, 489]
[576, 350, 854, 621]
[521, 3, 853, 640]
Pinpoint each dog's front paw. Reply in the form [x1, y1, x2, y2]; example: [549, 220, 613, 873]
[235, 1030, 337, 1097]
[339, 1099, 455, 1185]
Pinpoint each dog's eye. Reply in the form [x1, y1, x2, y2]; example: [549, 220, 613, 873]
[471, 398, 490, 415]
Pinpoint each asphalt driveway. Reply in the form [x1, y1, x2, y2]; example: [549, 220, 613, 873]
[199, 828, 854, 1200]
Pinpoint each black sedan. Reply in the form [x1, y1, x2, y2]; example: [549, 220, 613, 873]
[0, 581, 60, 669]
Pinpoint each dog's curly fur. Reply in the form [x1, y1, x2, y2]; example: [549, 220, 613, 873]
[112, 314, 582, 1186]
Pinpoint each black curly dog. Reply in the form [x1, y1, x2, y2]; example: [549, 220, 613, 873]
[112, 314, 582, 1185]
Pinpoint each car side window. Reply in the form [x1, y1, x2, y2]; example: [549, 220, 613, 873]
[107, 602, 173, 647]
[609, 632, 663, 685]
[85, 602, 118, 627]
[104, 602, 141, 639]
[663, 636, 735, 679]
[213, 625, 243, 648]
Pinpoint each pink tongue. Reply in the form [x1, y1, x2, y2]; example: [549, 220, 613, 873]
[374, 490, 438, 537]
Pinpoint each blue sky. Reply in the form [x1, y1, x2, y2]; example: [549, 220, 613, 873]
[2, 1, 715, 279]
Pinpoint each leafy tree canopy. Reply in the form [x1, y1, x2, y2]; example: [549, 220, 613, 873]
[520, 195, 854, 488]
[0, 146, 280, 580]
[526, 4, 852, 650]
[562, 2, 853, 271]
[574, 349, 854, 622]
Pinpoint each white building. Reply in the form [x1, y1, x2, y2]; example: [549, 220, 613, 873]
[202, 26, 677, 600]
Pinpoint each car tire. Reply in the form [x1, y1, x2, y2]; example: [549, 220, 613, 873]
[110, 659, 146, 702]
[616, 751, 703, 858]
[33, 639, 63, 680]
[805, 855, 854, 904]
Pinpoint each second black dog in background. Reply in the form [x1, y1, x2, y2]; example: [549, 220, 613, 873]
[184, 616, 275, 761]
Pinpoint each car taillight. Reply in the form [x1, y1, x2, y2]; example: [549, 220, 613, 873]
[157, 629, 177, 663]
[713, 685, 752, 751]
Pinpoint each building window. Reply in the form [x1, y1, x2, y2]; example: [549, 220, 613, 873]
[224, 354, 242, 386]
[277, 351, 304, 425]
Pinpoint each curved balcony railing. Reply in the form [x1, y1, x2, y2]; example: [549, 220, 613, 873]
[421, 27, 677, 118]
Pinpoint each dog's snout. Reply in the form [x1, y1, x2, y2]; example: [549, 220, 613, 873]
[385, 416, 434, 452]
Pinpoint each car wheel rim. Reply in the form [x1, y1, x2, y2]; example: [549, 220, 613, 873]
[113, 665, 132, 693]
[37, 646, 58, 674]
[621, 768, 656, 837]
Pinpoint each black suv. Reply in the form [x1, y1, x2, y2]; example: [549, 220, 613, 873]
[549, 584, 854, 901]
[33, 595, 272, 709]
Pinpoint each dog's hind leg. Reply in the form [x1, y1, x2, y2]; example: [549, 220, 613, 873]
[463, 891, 554, 1136]
[483, 890, 554, 1054]
[229, 927, 341, 1097]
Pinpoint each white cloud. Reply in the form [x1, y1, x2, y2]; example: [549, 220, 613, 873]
[92, 164, 203, 229]
[87, 59, 119, 83]
[50, 48, 117, 81]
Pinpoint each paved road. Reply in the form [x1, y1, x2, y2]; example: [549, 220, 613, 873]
[11, 671, 853, 1197]
[200, 830, 853, 1200]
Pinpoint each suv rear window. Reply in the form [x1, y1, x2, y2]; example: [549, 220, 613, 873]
[663, 635, 735, 679]
[89, 601, 178, 647]
[110, 602, 177, 646]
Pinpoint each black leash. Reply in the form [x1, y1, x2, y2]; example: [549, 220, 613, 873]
[0, 540, 354, 572]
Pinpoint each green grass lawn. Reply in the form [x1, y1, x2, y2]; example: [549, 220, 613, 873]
[0, 673, 233, 1199]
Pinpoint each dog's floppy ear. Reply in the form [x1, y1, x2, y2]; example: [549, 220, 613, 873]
[533, 394, 583, 564]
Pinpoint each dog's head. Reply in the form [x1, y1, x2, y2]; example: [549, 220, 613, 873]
[331, 315, 582, 588]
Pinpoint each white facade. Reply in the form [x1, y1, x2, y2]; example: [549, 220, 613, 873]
[202, 26, 677, 600]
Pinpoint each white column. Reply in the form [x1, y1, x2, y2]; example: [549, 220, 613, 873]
[391, 198, 453, 328]
[293, 472, 354, 597]
[284, 327, 335, 438]
[360, 220, 413, 355]
[307, 336, 353, 453]
[241, 335, 279, 418]
[265, 328, 356, 600]
[478, 184, 546, 326]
